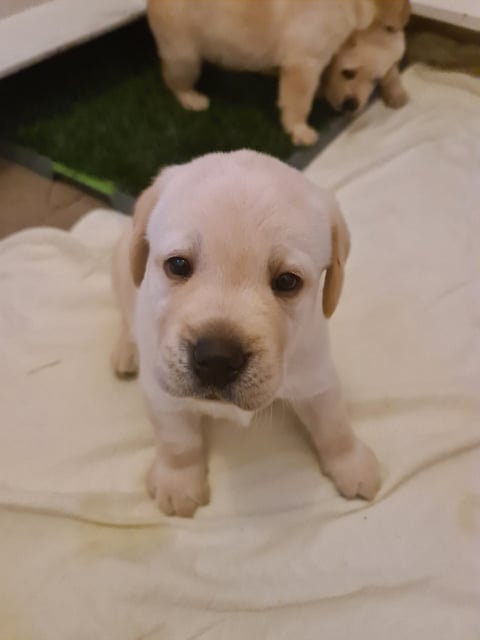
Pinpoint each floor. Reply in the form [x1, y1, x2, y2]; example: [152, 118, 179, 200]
[0, 158, 104, 239]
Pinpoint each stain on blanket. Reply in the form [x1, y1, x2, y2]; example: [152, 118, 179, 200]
[74, 491, 161, 527]
[80, 525, 167, 562]
[457, 493, 480, 535]
[73, 493, 172, 561]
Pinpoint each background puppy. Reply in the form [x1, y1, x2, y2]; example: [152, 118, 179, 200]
[147, 0, 411, 145]
[323, 25, 408, 114]
[111, 151, 381, 517]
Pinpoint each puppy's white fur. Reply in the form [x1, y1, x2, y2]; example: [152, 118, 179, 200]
[112, 151, 380, 517]
[147, 0, 410, 145]
[323, 25, 408, 113]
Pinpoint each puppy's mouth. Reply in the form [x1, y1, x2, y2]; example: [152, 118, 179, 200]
[191, 382, 267, 411]
[198, 389, 225, 402]
[155, 366, 276, 412]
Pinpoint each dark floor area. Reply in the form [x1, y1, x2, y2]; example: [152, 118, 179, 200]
[0, 18, 339, 196]
[0, 159, 105, 239]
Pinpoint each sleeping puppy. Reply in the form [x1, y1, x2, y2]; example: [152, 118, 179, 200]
[111, 150, 381, 517]
[322, 25, 408, 114]
[147, 0, 411, 146]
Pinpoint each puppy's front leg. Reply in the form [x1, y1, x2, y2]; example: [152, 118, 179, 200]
[147, 409, 209, 517]
[292, 382, 380, 500]
[278, 59, 323, 146]
[380, 64, 408, 109]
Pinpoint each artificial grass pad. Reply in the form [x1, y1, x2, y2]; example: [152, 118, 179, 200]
[0, 19, 338, 195]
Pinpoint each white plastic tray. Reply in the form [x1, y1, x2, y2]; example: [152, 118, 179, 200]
[0, 0, 146, 79]
[413, 0, 480, 31]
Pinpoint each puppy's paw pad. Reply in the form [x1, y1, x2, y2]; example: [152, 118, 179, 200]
[111, 336, 138, 379]
[147, 460, 210, 518]
[178, 91, 210, 111]
[290, 123, 318, 146]
[324, 441, 381, 501]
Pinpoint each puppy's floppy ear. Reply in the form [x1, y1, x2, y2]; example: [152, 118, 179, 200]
[130, 177, 162, 287]
[376, 0, 411, 30]
[345, 32, 358, 48]
[323, 202, 351, 318]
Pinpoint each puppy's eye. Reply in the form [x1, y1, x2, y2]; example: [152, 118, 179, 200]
[164, 256, 192, 279]
[385, 25, 396, 33]
[272, 272, 303, 295]
[342, 69, 357, 80]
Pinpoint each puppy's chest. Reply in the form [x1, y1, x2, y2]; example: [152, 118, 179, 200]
[278, 337, 336, 400]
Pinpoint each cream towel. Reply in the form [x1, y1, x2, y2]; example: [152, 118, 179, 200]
[0, 66, 479, 639]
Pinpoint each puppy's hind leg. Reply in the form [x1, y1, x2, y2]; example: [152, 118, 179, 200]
[111, 324, 139, 379]
[110, 221, 139, 379]
[162, 49, 210, 112]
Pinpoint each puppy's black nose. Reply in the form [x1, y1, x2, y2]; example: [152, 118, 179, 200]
[191, 336, 247, 387]
[341, 97, 359, 113]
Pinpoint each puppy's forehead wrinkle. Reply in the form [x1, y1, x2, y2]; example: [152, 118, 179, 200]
[148, 151, 332, 277]
[157, 159, 312, 219]
[339, 30, 405, 75]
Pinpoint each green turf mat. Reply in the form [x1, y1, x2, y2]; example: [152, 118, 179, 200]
[0, 19, 340, 196]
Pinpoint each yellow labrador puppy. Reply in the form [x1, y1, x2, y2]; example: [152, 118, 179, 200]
[323, 25, 408, 114]
[147, 0, 411, 146]
[111, 151, 380, 517]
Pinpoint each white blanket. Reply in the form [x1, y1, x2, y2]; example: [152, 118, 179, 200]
[1, 65, 479, 639]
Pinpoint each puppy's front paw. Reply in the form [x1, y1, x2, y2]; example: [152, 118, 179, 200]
[177, 90, 210, 111]
[323, 440, 381, 501]
[147, 458, 210, 517]
[290, 123, 319, 146]
[383, 88, 409, 109]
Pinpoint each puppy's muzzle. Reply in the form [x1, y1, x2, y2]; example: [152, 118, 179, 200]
[189, 335, 248, 388]
[341, 97, 359, 113]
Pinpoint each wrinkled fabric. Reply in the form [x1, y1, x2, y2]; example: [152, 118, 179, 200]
[0, 65, 479, 639]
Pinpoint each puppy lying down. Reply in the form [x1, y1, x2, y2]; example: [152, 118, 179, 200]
[112, 151, 380, 517]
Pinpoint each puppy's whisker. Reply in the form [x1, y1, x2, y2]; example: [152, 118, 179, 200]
[283, 385, 301, 417]
[257, 404, 272, 430]
[270, 402, 275, 431]
[267, 402, 274, 434]
[279, 396, 287, 428]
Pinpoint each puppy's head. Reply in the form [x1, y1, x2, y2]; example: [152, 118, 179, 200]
[323, 26, 406, 114]
[131, 151, 349, 411]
